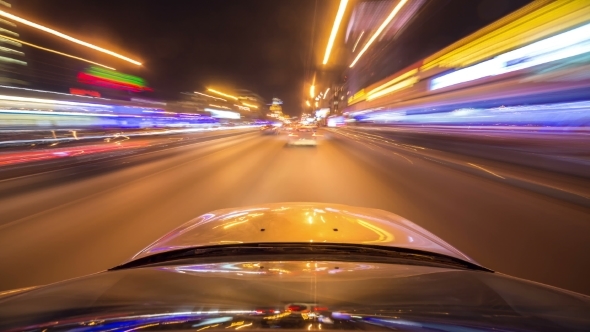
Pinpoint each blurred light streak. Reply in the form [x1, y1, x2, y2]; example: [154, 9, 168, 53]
[467, 163, 505, 179]
[195, 91, 226, 101]
[323, 0, 349, 65]
[350, 0, 408, 67]
[352, 31, 364, 53]
[0, 18, 15, 27]
[0, 84, 109, 100]
[209, 104, 230, 109]
[0, 142, 149, 167]
[306, 100, 311, 107]
[242, 102, 258, 109]
[0, 9, 142, 65]
[430, 22, 590, 90]
[235, 104, 250, 111]
[0, 27, 18, 37]
[0, 109, 118, 118]
[0, 34, 116, 70]
[0, 55, 25, 65]
[355, 101, 590, 127]
[0, 46, 25, 56]
[0, 95, 111, 108]
[207, 88, 238, 100]
[205, 108, 240, 119]
[86, 66, 144, 85]
[0, 126, 259, 147]
[0, 36, 19, 47]
[78, 72, 151, 92]
[366, 77, 417, 101]
[422, 0, 590, 71]
[367, 69, 417, 96]
[310, 85, 315, 98]
[323, 88, 330, 99]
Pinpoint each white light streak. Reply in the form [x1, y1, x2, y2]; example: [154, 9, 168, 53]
[430, 22, 590, 90]
[352, 31, 364, 52]
[0, 95, 112, 108]
[194, 91, 226, 101]
[468, 163, 505, 179]
[208, 88, 238, 100]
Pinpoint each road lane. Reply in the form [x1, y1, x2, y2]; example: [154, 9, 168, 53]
[0, 130, 589, 295]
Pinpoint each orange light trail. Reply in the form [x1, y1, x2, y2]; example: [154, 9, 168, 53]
[0, 9, 141, 65]
[323, 0, 348, 65]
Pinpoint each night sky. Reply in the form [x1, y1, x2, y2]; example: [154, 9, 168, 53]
[12, 0, 530, 115]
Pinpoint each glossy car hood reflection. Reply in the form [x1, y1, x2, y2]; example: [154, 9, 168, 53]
[2, 261, 589, 332]
[133, 203, 476, 264]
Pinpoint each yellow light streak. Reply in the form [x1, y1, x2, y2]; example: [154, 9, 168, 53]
[367, 69, 417, 96]
[0, 9, 141, 65]
[197, 324, 220, 331]
[242, 102, 258, 109]
[306, 100, 311, 107]
[366, 77, 417, 101]
[0, 34, 116, 70]
[467, 163, 505, 179]
[209, 104, 230, 109]
[208, 88, 238, 100]
[350, 0, 408, 67]
[323, 0, 349, 65]
[235, 323, 253, 330]
[323, 88, 330, 99]
[224, 220, 248, 229]
[226, 321, 245, 328]
[195, 91, 226, 101]
[310, 85, 315, 98]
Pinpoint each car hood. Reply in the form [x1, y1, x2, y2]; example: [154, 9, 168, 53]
[132, 203, 477, 265]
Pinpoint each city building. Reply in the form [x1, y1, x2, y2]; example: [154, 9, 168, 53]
[0, 0, 28, 86]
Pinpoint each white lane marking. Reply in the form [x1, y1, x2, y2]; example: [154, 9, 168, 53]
[467, 163, 505, 179]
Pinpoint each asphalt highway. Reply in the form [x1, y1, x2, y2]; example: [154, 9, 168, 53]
[0, 128, 589, 295]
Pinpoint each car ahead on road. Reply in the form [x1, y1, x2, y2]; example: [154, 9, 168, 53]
[260, 124, 278, 135]
[287, 126, 317, 146]
[0, 203, 589, 331]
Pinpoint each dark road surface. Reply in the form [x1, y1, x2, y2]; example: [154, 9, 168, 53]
[0, 128, 589, 295]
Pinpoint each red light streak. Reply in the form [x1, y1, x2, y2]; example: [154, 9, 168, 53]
[77, 72, 153, 92]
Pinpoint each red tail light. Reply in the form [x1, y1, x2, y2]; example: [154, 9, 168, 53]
[288, 305, 307, 311]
